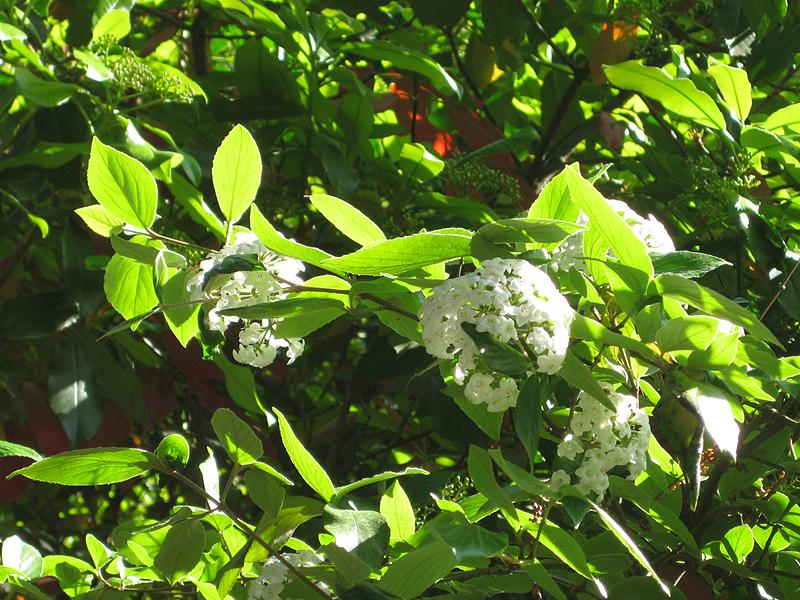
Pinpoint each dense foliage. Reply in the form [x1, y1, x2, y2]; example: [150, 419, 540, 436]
[2, 1, 800, 598]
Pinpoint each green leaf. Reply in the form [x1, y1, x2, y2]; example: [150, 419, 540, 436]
[475, 218, 581, 246]
[654, 274, 779, 346]
[335, 467, 428, 499]
[655, 315, 720, 352]
[558, 352, 615, 411]
[708, 62, 752, 120]
[396, 143, 445, 181]
[320, 543, 372, 587]
[48, 340, 102, 445]
[162, 271, 201, 347]
[213, 356, 261, 413]
[521, 561, 567, 600]
[244, 468, 285, 517]
[211, 408, 263, 466]
[42, 555, 93, 597]
[87, 138, 158, 229]
[489, 449, 553, 497]
[460, 322, 528, 375]
[429, 513, 508, 561]
[155, 434, 190, 468]
[153, 521, 205, 584]
[110, 235, 161, 264]
[92, 8, 130, 42]
[15, 67, 76, 107]
[721, 524, 754, 564]
[250, 205, 334, 269]
[169, 173, 226, 241]
[218, 297, 345, 320]
[590, 501, 670, 594]
[273, 408, 335, 501]
[763, 102, 800, 134]
[248, 461, 294, 486]
[0, 441, 41, 462]
[467, 445, 519, 527]
[212, 124, 262, 224]
[343, 41, 461, 97]
[0, 23, 26, 41]
[651, 251, 731, 279]
[604, 60, 726, 130]
[443, 381, 504, 439]
[564, 166, 653, 278]
[380, 481, 416, 543]
[570, 314, 653, 356]
[309, 194, 385, 246]
[528, 169, 581, 223]
[0, 141, 88, 171]
[514, 374, 543, 467]
[75, 205, 124, 237]
[533, 521, 592, 579]
[9, 447, 157, 485]
[608, 476, 699, 555]
[323, 506, 389, 569]
[377, 536, 456, 599]
[682, 381, 740, 460]
[1, 536, 42, 579]
[104, 254, 159, 324]
[324, 230, 471, 275]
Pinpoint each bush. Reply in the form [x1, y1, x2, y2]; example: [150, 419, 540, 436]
[1, 1, 800, 599]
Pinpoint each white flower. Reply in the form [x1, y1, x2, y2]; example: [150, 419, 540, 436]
[247, 552, 323, 600]
[185, 230, 306, 368]
[549, 199, 674, 273]
[550, 469, 571, 491]
[554, 382, 651, 501]
[419, 258, 573, 410]
[464, 372, 519, 412]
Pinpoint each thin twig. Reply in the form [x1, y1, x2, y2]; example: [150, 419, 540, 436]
[760, 258, 800, 320]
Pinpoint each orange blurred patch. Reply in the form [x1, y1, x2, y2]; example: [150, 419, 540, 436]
[590, 20, 639, 84]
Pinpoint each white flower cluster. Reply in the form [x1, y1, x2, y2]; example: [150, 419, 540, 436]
[419, 258, 573, 412]
[186, 231, 305, 368]
[549, 199, 675, 272]
[247, 551, 323, 600]
[551, 383, 650, 501]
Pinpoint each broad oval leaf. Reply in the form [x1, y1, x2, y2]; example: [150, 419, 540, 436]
[708, 62, 752, 120]
[87, 138, 158, 229]
[309, 194, 385, 246]
[654, 274, 779, 346]
[212, 124, 262, 224]
[153, 520, 205, 584]
[377, 536, 456, 599]
[380, 481, 415, 543]
[0, 441, 42, 461]
[604, 60, 726, 130]
[10, 447, 158, 485]
[1, 536, 42, 579]
[342, 41, 461, 97]
[104, 254, 159, 323]
[274, 408, 335, 502]
[322, 230, 472, 275]
[155, 434, 190, 468]
[564, 166, 653, 278]
[323, 505, 389, 569]
[250, 205, 334, 269]
[210, 408, 263, 466]
[655, 315, 720, 353]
